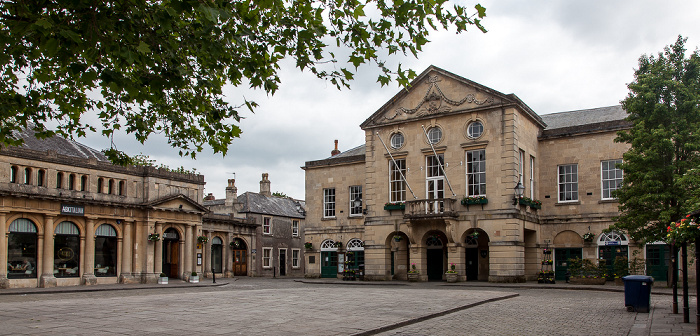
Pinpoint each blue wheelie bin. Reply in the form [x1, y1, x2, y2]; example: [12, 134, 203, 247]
[623, 275, 654, 313]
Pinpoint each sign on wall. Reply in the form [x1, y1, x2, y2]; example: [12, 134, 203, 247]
[60, 204, 85, 216]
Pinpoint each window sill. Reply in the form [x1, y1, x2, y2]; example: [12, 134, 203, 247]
[321, 217, 337, 221]
[598, 199, 619, 204]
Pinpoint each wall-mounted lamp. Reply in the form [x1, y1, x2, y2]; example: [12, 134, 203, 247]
[353, 196, 368, 215]
[512, 182, 525, 205]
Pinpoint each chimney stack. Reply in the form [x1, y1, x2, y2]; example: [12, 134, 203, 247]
[204, 193, 216, 201]
[331, 139, 341, 156]
[260, 173, 271, 196]
[225, 179, 238, 206]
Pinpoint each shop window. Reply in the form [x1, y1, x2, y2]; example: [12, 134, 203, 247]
[211, 237, 223, 273]
[95, 224, 117, 277]
[54, 221, 81, 278]
[7, 219, 38, 279]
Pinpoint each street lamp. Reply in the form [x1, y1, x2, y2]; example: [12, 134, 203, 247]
[512, 181, 525, 205]
[353, 196, 366, 215]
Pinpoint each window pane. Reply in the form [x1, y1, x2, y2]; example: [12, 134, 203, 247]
[7, 232, 37, 279]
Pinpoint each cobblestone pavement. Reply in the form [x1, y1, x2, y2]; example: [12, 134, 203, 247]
[0, 278, 697, 335]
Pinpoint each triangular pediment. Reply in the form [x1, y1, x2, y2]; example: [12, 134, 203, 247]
[146, 194, 208, 213]
[361, 66, 518, 129]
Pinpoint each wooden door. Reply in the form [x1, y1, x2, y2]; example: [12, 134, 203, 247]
[233, 249, 247, 276]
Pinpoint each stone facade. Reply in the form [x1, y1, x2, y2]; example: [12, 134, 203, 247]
[303, 66, 661, 283]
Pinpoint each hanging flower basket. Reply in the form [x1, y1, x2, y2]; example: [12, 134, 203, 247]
[461, 196, 488, 206]
[148, 233, 160, 242]
[334, 241, 342, 248]
[304, 242, 313, 249]
[582, 232, 595, 242]
[393, 235, 402, 242]
[197, 236, 208, 244]
[384, 202, 405, 210]
[230, 239, 242, 248]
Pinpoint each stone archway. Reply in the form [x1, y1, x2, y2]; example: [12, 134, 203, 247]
[386, 232, 409, 280]
[423, 231, 447, 281]
[463, 229, 489, 281]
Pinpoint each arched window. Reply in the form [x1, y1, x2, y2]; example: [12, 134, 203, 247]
[23, 167, 31, 184]
[346, 238, 365, 269]
[118, 181, 125, 196]
[211, 237, 223, 273]
[108, 179, 114, 194]
[7, 219, 38, 279]
[321, 239, 338, 251]
[37, 169, 45, 187]
[97, 178, 103, 193]
[68, 174, 75, 190]
[54, 221, 81, 278]
[597, 231, 629, 280]
[95, 224, 117, 277]
[80, 175, 88, 191]
[56, 172, 64, 189]
[10, 165, 18, 183]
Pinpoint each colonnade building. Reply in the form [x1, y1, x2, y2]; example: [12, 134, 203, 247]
[1, 127, 256, 288]
[302, 66, 669, 282]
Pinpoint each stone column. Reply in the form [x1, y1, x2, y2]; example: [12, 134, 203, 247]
[40, 215, 57, 288]
[81, 217, 97, 285]
[119, 220, 134, 284]
[225, 234, 233, 278]
[154, 222, 163, 276]
[184, 224, 193, 280]
[132, 220, 145, 282]
[204, 231, 212, 277]
[0, 212, 8, 288]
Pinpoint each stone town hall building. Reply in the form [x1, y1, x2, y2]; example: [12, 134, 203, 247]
[302, 66, 669, 282]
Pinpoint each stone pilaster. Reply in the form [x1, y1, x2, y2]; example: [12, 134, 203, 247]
[40, 215, 57, 288]
[446, 243, 466, 282]
[154, 222, 163, 276]
[0, 212, 8, 288]
[204, 231, 212, 277]
[81, 217, 97, 285]
[119, 220, 136, 284]
[184, 224, 193, 280]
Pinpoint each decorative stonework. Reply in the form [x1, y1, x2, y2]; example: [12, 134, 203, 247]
[383, 75, 494, 121]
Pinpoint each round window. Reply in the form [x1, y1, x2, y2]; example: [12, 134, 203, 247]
[467, 121, 484, 139]
[390, 133, 404, 149]
[427, 127, 442, 144]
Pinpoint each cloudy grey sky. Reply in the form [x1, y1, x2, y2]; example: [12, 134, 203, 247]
[79, 0, 700, 200]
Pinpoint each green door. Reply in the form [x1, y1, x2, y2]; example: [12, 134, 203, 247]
[646, 244, 669, 281]
[599, 245, 628, 280]
[321, 251, 338, 278]
[555, 248, 582, 280]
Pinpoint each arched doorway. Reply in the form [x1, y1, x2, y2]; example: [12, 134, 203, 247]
[425, 233, 446, 281]
[320, 239, 338, 278]
[464, 229, 489, 281]
[553, 230, 583, 281]
[598, 231, 629, 280]
[162, 228, 180, 278]
[231, 237, 248, 276]
[211, 237, 223, 274]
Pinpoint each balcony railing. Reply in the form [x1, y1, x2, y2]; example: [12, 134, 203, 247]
[404, 198, 458, 219]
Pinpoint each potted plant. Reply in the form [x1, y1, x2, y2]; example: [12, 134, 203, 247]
[445, 263, 458, 283]
[384, 202, 405, 210]
[189, 271, 199, 283]
[582, 232, 595, 242]
[408, 263, 420, 282]
[158, 272, 168, 285]
[148, 233, 160, 242]
[304, 242, 313, 249]
[393, 235, 402, 242]
[197, 236, 208, 244]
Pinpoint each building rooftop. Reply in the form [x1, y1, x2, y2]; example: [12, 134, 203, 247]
[541, 105, 627, 130]
[239, 192, 305, 219]
[11, 126, 109, 161]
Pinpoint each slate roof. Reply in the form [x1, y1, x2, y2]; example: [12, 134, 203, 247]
[11, 126, 108, 161]
[541, 105, 627, 130]
[238, 192, 305, 218]
[303, 144, 365, 169]
[203, 199, 225, 207]
[540, 105, 631, 138]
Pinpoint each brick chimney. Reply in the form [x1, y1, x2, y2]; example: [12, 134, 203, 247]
[331, 139, 341, 156]
[204, 193, 216, 201]
[260, 173, 271, 196]
[225, 179, 238, 206]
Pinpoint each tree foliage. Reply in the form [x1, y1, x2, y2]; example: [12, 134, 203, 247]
[0, 0, 486, 164]
[612, 36, 700, 244]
